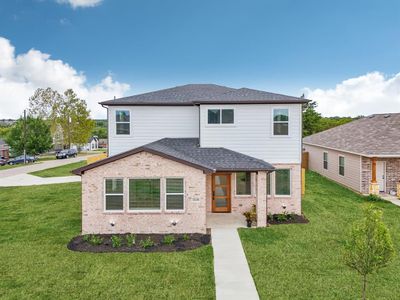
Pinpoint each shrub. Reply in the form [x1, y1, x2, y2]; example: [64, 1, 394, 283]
[82, 235, 90, 242]
[111, 235, 122, 248]
[126, 234, 136, 247]
[183, 234, 190, 241]
[140, 237, 154, 249]
[365, 194, 385, 202]
[88, 235, 103, 246]
[275, 214, 288, 222]
[163, 235, 175, 245]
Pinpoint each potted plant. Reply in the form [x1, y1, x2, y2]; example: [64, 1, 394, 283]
[243, 211, 253, 227]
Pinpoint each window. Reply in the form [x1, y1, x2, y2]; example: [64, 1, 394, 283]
[273, 108, 289, 135]
[129, 179, 160, 210]
[236, 172, 252, 195]
[266, 172, 271, 195]
[116, 110, 130, 135]
[207, 109, 234, 124]
[275, 169, 291, 196]
[105, 178, 124, 211]
[166, 178, 184, 210]
[323, 152, 328, 170]
[339, 156, 345, 176]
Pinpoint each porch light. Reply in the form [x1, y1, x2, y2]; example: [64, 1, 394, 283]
[109, 220, 115, 227]
[282, 203, 287, 209]
[171, 220, 178, 226]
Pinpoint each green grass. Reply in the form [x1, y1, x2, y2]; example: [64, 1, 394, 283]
[0, 183, 215, 299]
[239, 171, 400, 299]
[29, 161, 87, 177]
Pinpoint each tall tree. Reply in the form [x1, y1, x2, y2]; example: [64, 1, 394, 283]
[302, 100, 322, 137]
[344, 205, 395, 300]
[6, 116, 53, 155]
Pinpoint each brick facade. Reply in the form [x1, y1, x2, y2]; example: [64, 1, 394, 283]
[361, 157, 400, 194]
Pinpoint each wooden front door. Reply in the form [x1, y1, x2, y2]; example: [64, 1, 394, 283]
[212, 173, 231, 213]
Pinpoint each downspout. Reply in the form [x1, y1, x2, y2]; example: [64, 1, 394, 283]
[197, 104, 201, 147]
[101, 104, 109, 157]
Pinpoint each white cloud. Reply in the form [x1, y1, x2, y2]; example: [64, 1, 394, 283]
[0, 37, 130, 119]
[303, 72, 400, 117]
[57, 0, 102, 9]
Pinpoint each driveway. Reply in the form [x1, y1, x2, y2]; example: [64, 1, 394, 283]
[0, 155, 92, 187]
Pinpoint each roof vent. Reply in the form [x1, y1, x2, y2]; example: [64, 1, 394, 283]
[384, 114, 391, 118]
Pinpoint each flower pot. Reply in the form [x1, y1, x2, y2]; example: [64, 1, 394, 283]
[246, 220, 252, 228]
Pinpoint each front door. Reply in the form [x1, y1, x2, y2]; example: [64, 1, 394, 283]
[376, 161, 386, 192]
[212, 173, 231, 213]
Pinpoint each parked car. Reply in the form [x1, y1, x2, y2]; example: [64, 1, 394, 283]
[56, 149, 78, 159]
[7, 155, 36, 165]
[0, 156, 7, 166]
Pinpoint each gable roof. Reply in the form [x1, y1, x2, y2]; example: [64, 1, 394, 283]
[303, 113, 400, 157]
[100, 84, 308, 106]
[73, 138, 275, 175]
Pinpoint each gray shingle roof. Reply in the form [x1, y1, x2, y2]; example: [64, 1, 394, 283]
[73, 138, 274, 175]
[303, 113, 400, 157]
[100, 84, 308, 106]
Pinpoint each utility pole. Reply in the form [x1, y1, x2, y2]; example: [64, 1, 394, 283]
[23, 109, 27, 164]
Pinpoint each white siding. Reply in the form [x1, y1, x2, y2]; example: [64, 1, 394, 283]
[108, 106, 199, 156]
[200, 104, 302, 164]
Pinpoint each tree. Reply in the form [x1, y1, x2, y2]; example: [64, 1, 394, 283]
[344, 205, 395, 300]
[302, 100, 321, 137]
[6, 116, 53, 155]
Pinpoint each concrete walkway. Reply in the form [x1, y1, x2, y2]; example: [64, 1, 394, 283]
[210, 213, 259, 300]
[381, 194, 400, 207]
[0, 173, 80, 187]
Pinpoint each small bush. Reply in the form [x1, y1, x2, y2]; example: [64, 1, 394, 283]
[163, 235, 175, 245]
[275, 214, 288, 222]
[140, 237, 154, 249]
[82, 235, 90, 242]
[365, 194, 385, 202]
[89, 235, 103, 246]
[183, 234, 190, 241]
[111, 235, 122, 248]
[126, 234, 136, 247]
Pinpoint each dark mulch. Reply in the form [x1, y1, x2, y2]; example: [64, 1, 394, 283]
[67, 233, 211, 253]
[267, 214, 309, 225]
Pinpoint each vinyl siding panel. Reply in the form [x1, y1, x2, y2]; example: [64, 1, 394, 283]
[108, 106, 199, 156]
[200, 104, 302, 164]
[304, 144, 361, 192]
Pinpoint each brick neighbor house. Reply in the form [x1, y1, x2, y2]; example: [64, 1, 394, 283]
[303, 113, 400, 196]
[73, 84, 307, 234]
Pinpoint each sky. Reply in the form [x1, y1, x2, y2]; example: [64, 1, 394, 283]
[0, 0, 399, 119]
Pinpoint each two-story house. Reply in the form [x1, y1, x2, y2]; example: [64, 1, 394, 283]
[73, 84, 307, 234]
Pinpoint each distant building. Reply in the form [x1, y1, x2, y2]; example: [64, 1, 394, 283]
[0, 139, 10, 159]
[98, 138, 107, 149]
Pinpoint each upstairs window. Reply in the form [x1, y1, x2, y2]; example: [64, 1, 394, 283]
[236, 172, 252, 195]
[339, 156, 345, 176]
[273, 108, 289, 135]
[104, 178, 124, 211]
[166, 178, 185, 211]
[208, 109, 234, 124]
[116, 110, 130, 135]
[323, 152, 328, 170]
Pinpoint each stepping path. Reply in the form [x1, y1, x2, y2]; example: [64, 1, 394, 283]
[212, 228, 259, 300]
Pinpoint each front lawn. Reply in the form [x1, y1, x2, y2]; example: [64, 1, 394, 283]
[0, 183, 215, 299]
[239, 171, 400, 299]
[29, 161, 87, 177]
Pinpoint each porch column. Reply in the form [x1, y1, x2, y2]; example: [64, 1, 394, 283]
[369, 157, 379, 195]
[256, 171, 267, 227]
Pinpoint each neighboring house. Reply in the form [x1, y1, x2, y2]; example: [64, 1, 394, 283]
[73, 84, 307, 234]
[303, 113, 400, 196]
[80, 136, 99, 151]
[98, 138, 107, 149]
[0, 139, 9, 159]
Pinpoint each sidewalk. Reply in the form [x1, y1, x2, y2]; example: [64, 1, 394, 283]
[0, 173, 80, 187]
[212, 228, 259, 300]
[381, 194, 400, 207]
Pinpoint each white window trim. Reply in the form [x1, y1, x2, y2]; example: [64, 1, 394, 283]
[104, 178, 124, 213]
[339, 155, 345, 177]
[271, 107, 290, 137]
[323, 151, 328, 170]
[115, 110, 131, 136]
[127, 177, 162, 213]
[274, 168, 292, 197]
[234, 172, 253, 197]
[165, 177, 185, 212]
[206, 108, 235, 126]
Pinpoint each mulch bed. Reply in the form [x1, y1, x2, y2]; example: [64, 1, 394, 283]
[67, 233, 211, 253]
[267, 214, 309, 225]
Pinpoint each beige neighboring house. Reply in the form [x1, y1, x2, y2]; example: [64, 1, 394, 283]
[73, 84, 307, 234]
[303, 113, 400, 196]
